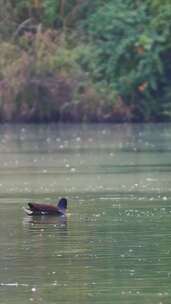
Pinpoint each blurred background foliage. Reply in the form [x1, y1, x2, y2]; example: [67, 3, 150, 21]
[0, 0, 171, 122]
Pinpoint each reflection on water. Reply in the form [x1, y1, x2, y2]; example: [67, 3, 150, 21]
[23, 214, 67, 227]
[0, 123, 171, 304]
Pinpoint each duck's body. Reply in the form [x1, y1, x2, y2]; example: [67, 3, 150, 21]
[24, 198, 67, 216]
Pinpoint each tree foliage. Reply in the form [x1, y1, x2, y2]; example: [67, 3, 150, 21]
[82, 0, 171, 120]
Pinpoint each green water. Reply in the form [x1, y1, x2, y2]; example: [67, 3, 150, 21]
[0, 123, 171, 304]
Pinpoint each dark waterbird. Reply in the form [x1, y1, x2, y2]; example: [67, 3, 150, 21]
[24, 198, 67, 216]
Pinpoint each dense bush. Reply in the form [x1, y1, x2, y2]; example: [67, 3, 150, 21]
[0, 0, 171, 122]
[83, 0, 171, 121]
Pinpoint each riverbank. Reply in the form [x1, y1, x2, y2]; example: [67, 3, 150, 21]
[0, 36, 169, 124]
[0, 68, 169, 123]
[0, 79, 169, 123]
[1, 1, 171, 123]
[0, 70, 136, 123]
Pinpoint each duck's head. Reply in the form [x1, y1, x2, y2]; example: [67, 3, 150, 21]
[57, 198, 67, 211]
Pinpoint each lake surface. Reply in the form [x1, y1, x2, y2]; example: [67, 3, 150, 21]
[0, 123, 171, 304]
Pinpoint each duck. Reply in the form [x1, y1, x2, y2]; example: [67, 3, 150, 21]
[24, 197, 67, 216]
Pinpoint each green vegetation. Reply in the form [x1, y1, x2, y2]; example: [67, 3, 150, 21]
[0, 0, 171, 122]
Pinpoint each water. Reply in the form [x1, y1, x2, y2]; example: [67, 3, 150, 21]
[0, 123, 171, 304]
